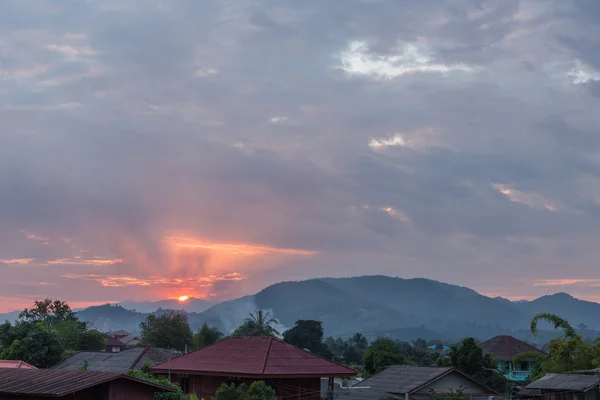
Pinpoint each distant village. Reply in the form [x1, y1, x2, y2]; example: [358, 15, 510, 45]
[0, 299, 599, 400]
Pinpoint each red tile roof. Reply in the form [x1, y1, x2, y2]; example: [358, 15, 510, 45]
[152, 337, 356, 378]
[0, 368, 175, 397]
[479, 335, 545, 361]
[0, 360, 37, 369]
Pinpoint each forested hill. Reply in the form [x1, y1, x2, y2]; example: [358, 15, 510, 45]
[2, 275, 599, 340]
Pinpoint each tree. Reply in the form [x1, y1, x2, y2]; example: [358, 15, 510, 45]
[450, 338, 509, 393]
[0, 321, 64, 368]
[127, 368, 187, 400]
[140, 310, 193, 351]
[283, 320, 333, 358]
[363, 337, 411, 376]
[247, 381, 277, 400]
[233, 310, 280, 337]
[349, 333, 369, 352]
[531, 313, 577, 339]
[194, 323, 223, 349]
[19, 299, 77, 326]
[213, 383, 247, 400]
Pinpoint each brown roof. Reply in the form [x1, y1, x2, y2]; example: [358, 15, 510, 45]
[0, 368, 175, 397]
[106, 336, 125, 346]
[0, 360, 37, 369]
[480, 336, 545, 361]
[152, 336, 356, 378]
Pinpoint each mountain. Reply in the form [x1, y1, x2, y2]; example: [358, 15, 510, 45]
[515, 292, 600, 330]
[2, 275, 600, 341]
[118, 297, 213, 313]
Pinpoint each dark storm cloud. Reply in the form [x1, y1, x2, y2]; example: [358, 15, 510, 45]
[1, 0, 600, 309]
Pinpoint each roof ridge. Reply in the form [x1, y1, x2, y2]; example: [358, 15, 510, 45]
[261, 337, 274, 374]
[130, 345, 151, 369]
[269, 337, 357, 374]
[151, 335, 232, 369]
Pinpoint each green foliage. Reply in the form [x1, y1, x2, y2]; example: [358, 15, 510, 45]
[247, 381, 277, 400]
[0, 321, 64, 368]
[194, 323, 223, 349]
[363, 337, 411, 376]
[79, 360, 89, 371]
[530, 313, 577, 339]
[233, 310, 279, 337]
[449, 338, 509, 393]
[213, 382, 276, 400]
[213, 383, 247, 400]
[283, 320, 333, 358]
[19, 299, 77, 327]
[126, 369, 186, 400]
[140, 310, 193, 351]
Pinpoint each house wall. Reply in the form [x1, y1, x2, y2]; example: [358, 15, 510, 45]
[108, 379, 162, 400]
[538, 389, 599, 400]
[173, 374, 322, 400]
[0, 384, 109, 400]
[415, 372, 492, 395]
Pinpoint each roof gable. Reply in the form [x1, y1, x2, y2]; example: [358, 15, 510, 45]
[480, 336, 544, 361]
[0, 360, 37, 369]
[354, 366, 496, 395]
[152, 337, 356, 377]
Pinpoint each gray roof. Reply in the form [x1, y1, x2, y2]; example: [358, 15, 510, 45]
[354, 365, 455, 395]
[52, 346, 177, 374]
[338, 387, 401, 400]
[526, 374, 600, 392]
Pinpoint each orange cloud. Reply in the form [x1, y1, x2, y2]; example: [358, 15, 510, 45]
[0, 258, 36, 265]
[61, 272, 242, 288]
[533, 278, 600, 286]
[163, 236, 319, 256]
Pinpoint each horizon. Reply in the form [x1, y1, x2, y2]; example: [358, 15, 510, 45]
[0, 274, 597, 314]
[2, 1, 600, 312]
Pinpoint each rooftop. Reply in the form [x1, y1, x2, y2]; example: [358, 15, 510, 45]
[152, 336, 357, 378]
[0, 368, 175, 397]
[526, 374, 600, 392]
[0, 360, 37, 369]
[53, 345, 177, 374]
[479, 336, 545, 361]
[352, 365, 496, 396]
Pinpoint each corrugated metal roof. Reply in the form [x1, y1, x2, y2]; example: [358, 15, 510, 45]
[479, 336, 544, 361]
[152, 337, 356, 377]
[526, 374, 600, 391]
[0, 360, 37, 369]
[0, 368, 175, 396]
[106, 336, 125, 346]
[53, 346, 177, 373]
[354, 365, 495, 395]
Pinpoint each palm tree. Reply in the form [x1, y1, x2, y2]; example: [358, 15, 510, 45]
[349, 333, 368, 350]
[245, 310, 280, 337]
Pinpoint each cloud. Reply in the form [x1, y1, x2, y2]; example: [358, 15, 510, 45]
[337, 41, 479, 80]
[2, 0, 600, 310]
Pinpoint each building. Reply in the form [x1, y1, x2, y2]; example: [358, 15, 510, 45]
[151, 336, 356, 399]
[106, 336, 126, 353]
[0, 360, 37, 369]
[53, 345, 178, 374]
[337, 365, 498, 400]
[0, 368, 175, 399]
[479, 335, 545, 382]
[111, 330, 132, 340]
[525, 373, 600, 400]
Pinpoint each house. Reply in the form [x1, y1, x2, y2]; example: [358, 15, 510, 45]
[0, 368, 175, 399]
[106, 336, 126, 352]
[525, 373, 600, 400]
[111, 329, 132, 340]
[151, 336, 356, 399]
[337, 365, 497, 400]
[479, 335, 545, 382]
[0, 360, 37, 369]
[53, 345, 178, 374]
[119, 334, 141, 347]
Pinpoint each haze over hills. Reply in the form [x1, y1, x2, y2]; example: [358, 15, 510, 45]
[2, 276, 599, 341]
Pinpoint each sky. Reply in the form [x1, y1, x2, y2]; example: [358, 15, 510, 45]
[1, 0, 600, 312]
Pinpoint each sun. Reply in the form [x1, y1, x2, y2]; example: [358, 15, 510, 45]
[178, 295, 189, 302]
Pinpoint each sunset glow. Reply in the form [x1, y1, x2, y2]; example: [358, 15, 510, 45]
[178, 295, 189, 301]
[164, 236, 319, 256]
